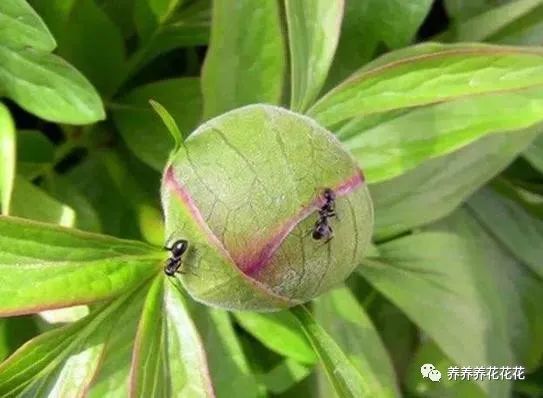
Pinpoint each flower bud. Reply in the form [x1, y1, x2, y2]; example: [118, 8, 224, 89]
[161, 105, 373, 311]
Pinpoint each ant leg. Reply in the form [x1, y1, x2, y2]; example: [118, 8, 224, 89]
[323, 226, 334, 244]
[185, 268, 200, 277]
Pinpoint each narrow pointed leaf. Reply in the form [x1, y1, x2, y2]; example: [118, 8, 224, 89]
[130, 277, 215, 397]
[113, 79, 202, 170]
[371, 127, 540, 239]
[0, 104, 15, 215]
[87, 288, 149, 398]
[341, 88, 543, 183]
[285, 0, 344, 112]
[0, 216, 162, 316]
[201, 0, 285, 119]
[308, 44, 543, 127]
[149, 100, 184, 154]
[290, 305, 369, 398]
[189, 307, 260, 398]
[444, 0, 495, 19]
[440, 0, 543, 42]
[314, 288, 401, 398]
[0, 45, 105, 124]
[489, 4, 543, 46]
[0, 290, 142, 397]
[0, 0, 56, 51]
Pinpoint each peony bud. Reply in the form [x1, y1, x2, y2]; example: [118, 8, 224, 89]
[161, 105, 373, 311]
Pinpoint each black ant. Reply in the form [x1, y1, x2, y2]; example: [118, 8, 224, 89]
[164, 239, 189, 276]
[312, 188, 336, 242]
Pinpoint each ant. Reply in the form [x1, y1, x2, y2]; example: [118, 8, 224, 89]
[312, 188, 336, 242]
[164, 239, 189, 276]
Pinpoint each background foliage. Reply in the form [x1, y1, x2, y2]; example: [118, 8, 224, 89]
[1, 0, 543, 397]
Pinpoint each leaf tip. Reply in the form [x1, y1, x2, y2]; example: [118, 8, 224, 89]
[149, 99, 183, 153]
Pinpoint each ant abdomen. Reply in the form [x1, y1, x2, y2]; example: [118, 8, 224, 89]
[164, 239, 189, 276]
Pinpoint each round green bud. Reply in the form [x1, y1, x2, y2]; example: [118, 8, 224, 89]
[161, 105, 373, 311]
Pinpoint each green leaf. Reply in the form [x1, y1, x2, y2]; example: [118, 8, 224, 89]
[443, 0, 543, 49]
[131, 0, 210, 73]
[97, 0, 136, 38]
[66, 154, 134, 237]
[0, 216, 161, 316]
[137, 204, 164, 246]
[468, 187, 543, 279]
[444, 0, 496, 19]
[432, 207, 543, 371]
[308, 43, 543, 127]
[285, 0, 344, 112]
[0, 103, 15, 215]
[0, 316, 39, 363]
[364, 295, 418, 382]
[439, 0, 543, 42]
[0, 289, 144, 396]
[66, 151, 156, 239]
[314, 288, 401, 398]
[134, 0, 205, 40]
[405, 341, 486, 398]
[149, 99, 184, 156]
[495, 180, 543, 220]
[140, 0, 184, 24]
[341, 87, 543, 183]
[11, 176, 76, 227]
[233, 311, 317, 365]
[201, 0, 285, 119]
[290, 305, 369, 398]
[489, 4, 543, 46]
[0, 0, 56, 51]
[130, 277, 215, 397]
[87, 287, 148, 398]
[0, 46, 105, 124]
[359, 232, 514, 398]
[112, 79, 202, 170]
[34, 0, 127, 97]
[189, 306, 261, 398]
[524, 132, 543, 173]
[16, 130, 54, 180]
[367, 0, 434, 49]
[370, 127, 540, 239]
[328, 0, 433, 86]
[257, 358, 311, 395]
[43, 175, 102, 233]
